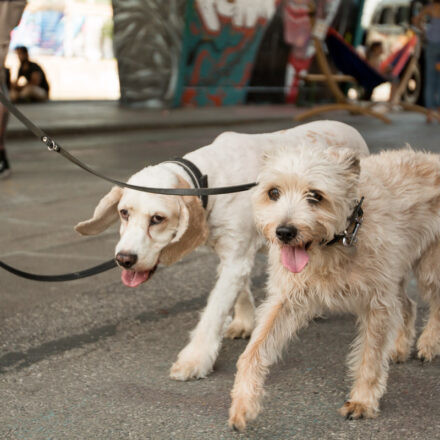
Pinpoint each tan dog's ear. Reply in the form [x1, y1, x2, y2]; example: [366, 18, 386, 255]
[75, 186, 122, 235]
[160, 177, 209, 266]
[326, 147, 360, 176]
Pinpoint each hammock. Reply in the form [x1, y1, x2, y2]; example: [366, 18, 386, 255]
[295, 28, 426, 124]
[325, 28, 417, 93]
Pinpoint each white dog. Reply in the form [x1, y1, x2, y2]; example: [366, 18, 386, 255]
[229, 146, 440, 431]
[75, 121, 369, 381]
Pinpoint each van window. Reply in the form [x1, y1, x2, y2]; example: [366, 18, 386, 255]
[396, 6, 410, 24]
[372, 9, 382, 24]
[379, 7, 395, 25]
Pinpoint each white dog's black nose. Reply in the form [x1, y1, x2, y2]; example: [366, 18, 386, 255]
[116, 252, 138, 269]
[276, 225, 297, 243]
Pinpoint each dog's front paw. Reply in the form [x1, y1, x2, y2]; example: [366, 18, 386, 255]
[228, 396, 258, 432]
[170, 345, 215, 381]
[228, 403, 248, 432]
[390, 347, 411, 363]
[339, 401, 378, 420]
[228, 387, 261, 431]
[225, 317, 254, 339]
[417, 334, 439, 362]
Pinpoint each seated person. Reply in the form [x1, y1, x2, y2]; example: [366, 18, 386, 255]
[366, 41, 384, 70]
[365, 41, 398, 102]
[360, 41, 384, 99]
[10, 46, 49, 103]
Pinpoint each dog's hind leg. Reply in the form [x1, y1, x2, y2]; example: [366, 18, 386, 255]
[390, 278, 417, 363]
[415, 240, 440, 362]
[170, 242, 258, 381]
[224, 284, 255, 339]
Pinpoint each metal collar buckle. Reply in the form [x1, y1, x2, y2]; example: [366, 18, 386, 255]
[342, 197, 364, 247]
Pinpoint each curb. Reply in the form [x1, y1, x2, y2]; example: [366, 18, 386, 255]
[6, 106, 298, 139]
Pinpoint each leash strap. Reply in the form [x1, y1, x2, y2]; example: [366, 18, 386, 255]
[0, 91, 257, 196]
[164, 158, 209, 208]
[0, 258, 117, 282]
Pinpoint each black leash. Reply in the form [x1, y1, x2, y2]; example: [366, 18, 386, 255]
[0, 258, 117, 282]
[0, 91, 257, 197]
[0, 91, 260, 282]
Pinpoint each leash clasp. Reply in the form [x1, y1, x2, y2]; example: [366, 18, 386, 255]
[41, 136, 60, 152]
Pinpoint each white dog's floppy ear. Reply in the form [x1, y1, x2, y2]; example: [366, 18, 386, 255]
[75, 186, 123, 235]
[170, 197, 191, 244]
[160, 177, 209, 266]
[326, 147, 360, 176]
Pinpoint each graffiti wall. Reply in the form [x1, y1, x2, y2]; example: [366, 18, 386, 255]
[112, 0, 187, 107]
[174, 0, 278, 106]
[112, 0, 361, 107]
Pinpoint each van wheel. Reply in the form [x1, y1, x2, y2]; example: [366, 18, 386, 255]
[402, 63, 421, 105]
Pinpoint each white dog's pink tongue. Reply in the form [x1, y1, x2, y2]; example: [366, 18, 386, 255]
[121, 270, 149, 288]
[281, 246, 309, 273]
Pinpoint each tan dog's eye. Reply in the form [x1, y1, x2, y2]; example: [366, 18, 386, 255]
[307, 190, 323, 205]
[120, 209, 129, 220]
[150, 215, 165, 225]
[268, 188, 280, 201]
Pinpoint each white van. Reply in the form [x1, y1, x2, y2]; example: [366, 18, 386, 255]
[365, 0, 427, 103]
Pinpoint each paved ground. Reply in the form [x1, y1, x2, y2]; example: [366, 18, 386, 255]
[0, 107, 439, 439]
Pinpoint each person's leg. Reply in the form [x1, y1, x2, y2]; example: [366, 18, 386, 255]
[19, 84, 48, 102]
[9, 87, 19, 103]
[424, 43, 440, 122]
[433, 43, 440, 114]
[0, 70, 11, 177]
[0, 95, 10, 178]
[0, 0, 26, 177]
[424, 43, 435, 121]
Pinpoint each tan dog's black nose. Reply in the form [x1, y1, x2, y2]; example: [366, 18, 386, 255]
[276, 225, 297, 244]
[116, 252, 138, 269]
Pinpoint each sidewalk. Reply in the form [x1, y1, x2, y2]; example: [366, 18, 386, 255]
[6, 101, 298, 138]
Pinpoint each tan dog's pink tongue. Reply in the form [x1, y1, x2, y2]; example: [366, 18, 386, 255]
[281, 246, 309, 273]
[121, 270, 149, 288]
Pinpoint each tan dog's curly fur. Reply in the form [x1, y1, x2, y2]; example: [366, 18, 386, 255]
[229, 146, 440, 431]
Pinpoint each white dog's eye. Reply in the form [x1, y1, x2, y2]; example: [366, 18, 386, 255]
[307, 190, 323, 205]
[150, 215, 165, 225]
[268, 188, 280, 201]
[120, 209, 129, 220]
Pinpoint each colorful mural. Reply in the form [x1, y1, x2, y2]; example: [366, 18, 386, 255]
[174, 0, 279, 107]
[173, 0, 345, 107]
[283, 0, 341, 103]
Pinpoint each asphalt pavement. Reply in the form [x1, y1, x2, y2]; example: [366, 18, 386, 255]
[0, 107, 439, 439]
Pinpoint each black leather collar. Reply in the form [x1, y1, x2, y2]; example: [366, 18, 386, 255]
[165, 158, 209, 209]
[324, 197, 364, 247]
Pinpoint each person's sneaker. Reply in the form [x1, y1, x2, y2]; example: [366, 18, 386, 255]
[0, 150, 11, 179]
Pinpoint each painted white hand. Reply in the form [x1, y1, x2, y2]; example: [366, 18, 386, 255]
[233, 0, 277, 27]
[196, 0, 221, 32]
[197, 0, 277, 31]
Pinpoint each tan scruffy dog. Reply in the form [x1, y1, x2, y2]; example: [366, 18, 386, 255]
[228, 145, 440, 431]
